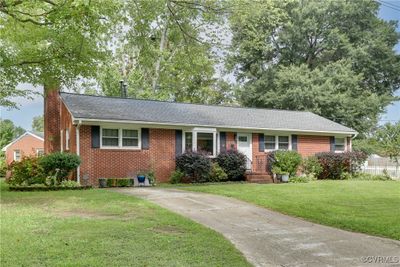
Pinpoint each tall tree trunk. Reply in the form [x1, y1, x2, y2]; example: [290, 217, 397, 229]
[152, 3, 170, 92]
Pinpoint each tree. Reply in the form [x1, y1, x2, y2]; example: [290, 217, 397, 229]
[95, 0, 232, 104]
[228, 0, 400, 135]
[0, 0, 120, 106]
[0, 119, 25, 149]
[32, 115, 44, 132]
[375, 122, 400, 165]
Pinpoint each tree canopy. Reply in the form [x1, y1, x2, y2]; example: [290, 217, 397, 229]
[31, 115, 44, 132]
[229, 0, 400, 134]
[0, 119, 25, 149]
[0, 0, 120, 107]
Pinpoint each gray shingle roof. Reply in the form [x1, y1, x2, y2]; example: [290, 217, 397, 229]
[60, 92, 356, 134]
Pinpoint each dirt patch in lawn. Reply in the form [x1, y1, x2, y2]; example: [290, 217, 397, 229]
[54, 210, 139, 220]
[151, 225, 186, 235]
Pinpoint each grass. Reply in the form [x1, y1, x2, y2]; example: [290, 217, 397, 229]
[177, 180, 400, 240]
[0, 180, 250, 267]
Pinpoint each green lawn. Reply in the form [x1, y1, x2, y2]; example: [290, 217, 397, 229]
[177, 180, 400, 240]
[0, 180, 249, 267]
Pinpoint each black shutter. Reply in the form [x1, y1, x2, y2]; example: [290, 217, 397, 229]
[220, 132, 226, 152]
[175, 130, 182, 156]
[330, 136, 335, 152]
[91, 126, 100, 148]
[292, 135, 298, 151]
[142, 128, 149, 150]
[258, 134, 265, 152]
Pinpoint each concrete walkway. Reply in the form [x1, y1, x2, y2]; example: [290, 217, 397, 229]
[115, 188, 400, 267]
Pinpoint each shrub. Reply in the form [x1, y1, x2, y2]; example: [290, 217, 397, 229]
[315, 151, 368, 179]
[347, 172, 392, 181]
[301, 156, 323, 177]
[216, 150, 247, 181]
[170, 170, 185, 184]
[106, 178, 115, 187]
[116, 179, 129, 187]
[210, 163, 228, 182]
[9, 156, 45, 185]
[176, 151, 212, 183]
[39, 152, 81, 182]
[269, 150, 302, 177]
[60, 180, 81, 188]
[289, 175, 316, 183]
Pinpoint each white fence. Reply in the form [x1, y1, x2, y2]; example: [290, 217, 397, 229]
[360, 157, 400, 179]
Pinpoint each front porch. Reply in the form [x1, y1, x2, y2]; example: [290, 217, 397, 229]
[245, 154, 274, 183]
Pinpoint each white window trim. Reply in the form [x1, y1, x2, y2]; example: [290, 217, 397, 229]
[36, 148, 44, 156]
[65, 128, 70, 150]
[100, 126, 141, 150]
[264, 134, 292, 152]
[13, 150, 21, 161]
[182, 128, 217, 157]
[335, 137, 347, 153]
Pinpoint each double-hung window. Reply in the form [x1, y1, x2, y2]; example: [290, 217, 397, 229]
[122, 129, 139, 147]
[65, 128, 70, 150]
[101, 127, 140, 149]
[264, 135, 291, 151]
[335, 137, 345, 152]
[102, 128, 119, 147]
[14, 150, 21, 161]
[197, 132, 214, 155]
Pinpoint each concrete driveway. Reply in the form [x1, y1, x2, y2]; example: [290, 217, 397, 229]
[115, 188, 400, 267]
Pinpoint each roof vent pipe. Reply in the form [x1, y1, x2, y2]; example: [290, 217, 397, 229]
[119, 80, 127, 98]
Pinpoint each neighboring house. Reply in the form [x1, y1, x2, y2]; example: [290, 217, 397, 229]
[44, 90, 356, 185]
[2, 131, 44, 165]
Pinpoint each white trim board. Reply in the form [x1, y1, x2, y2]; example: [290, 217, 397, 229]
[1, 132, 44, 152]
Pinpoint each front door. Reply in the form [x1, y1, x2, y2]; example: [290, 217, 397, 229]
[237, 133, 252, 170]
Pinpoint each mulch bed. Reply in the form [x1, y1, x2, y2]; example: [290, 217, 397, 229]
[9, 185, 92, 192]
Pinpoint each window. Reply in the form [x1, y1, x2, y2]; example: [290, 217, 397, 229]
[14, 150, 21, 161]
[264, 135, 291, 151]
[182, 128, 216, 157]
[335, 137, 345, 152]
[238, 136, 248, 142]
[60, 130, 63, 152]
[101, 127, 141, 149]
[65, 128, 70, 150]
[102, 128, 119, 147]
[265, 135, 276, 150]
[122, 129, 138, 147]
[197, 132, 214, 156]
[184, 132, 193, 152]
[36, 149, 44, 157]
[278, 136, 289, 150]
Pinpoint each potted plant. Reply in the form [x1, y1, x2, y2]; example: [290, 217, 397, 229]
[98, 178, 107, 188]
[137, 171, 146, 184]
[272, 166, 289, 183]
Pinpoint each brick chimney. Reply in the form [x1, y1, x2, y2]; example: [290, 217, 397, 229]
[44, 85, 61, 153]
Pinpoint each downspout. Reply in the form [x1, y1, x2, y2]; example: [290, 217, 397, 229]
[76, 120, 82, 184]
[350, 133, 358, 152]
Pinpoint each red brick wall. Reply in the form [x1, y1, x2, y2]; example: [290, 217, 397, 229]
[44, 88, 61, 153]
[5, 135, 44, 165]
[60, 102, 76, 154]
[297, 135, 331, 157]
[79, 126, 175, 186]
[226, 132, 237, 150]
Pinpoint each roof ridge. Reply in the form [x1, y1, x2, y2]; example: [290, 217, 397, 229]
[59, 91, 312, 114]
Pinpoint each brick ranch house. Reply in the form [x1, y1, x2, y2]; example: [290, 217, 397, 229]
[2, 131, 44, 165]
[44, 91, 357, 185]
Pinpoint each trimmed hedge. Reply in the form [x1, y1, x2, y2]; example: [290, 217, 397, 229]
[9, 185, 92, 191]
[100, 178, 134, 188]
[267, 150, 302, 177]
[39, 152, 81, 181]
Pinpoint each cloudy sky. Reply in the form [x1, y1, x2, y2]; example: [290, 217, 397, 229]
[1, 2, 399, 130]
